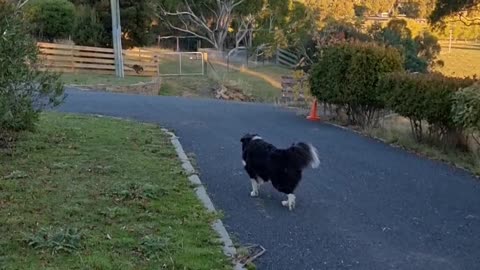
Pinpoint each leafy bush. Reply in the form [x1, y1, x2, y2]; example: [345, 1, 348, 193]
[25, 227, 82, 254]
[452, 83, 480, 147]
[0, 2, 64, 133]
[380, 72, 475, 144]
[72, 5, 107, 47]
[69, 0, 156, 48]
[25, 0, 75, 42]
[369, 19, 441, 73]
[310, 42, 403, 127]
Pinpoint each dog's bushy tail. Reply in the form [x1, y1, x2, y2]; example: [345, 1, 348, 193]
[287, 142, 320, 169]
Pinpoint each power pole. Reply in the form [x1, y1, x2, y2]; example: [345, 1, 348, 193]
[110, 0, 124, 78]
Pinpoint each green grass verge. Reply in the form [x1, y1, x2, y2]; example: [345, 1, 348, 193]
[366, 117, 480, 176]
[0, 113, 231, 270]
[61, 73, 152, 86]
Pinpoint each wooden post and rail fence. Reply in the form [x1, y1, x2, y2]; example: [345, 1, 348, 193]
[36, 42, 159, 77]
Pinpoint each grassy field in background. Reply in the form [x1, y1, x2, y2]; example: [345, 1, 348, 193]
[0, 113, 230, 270]
[437, 41, 480, 78]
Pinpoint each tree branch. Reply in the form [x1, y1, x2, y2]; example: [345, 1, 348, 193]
[231, 0, 246, 9]
[16, 0, 30, 8]
[445, 14, 480, 26]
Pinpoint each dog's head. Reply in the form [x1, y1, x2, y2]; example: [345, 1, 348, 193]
[240, 133, 260, 151]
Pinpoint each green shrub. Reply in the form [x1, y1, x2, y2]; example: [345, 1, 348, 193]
[72, 5, 107, 47]
[310, 42, 403, 127]
[0, 2, 64, 133]
[452, 83, 480, 147]
[25, 0, 75, 42]
[380, 72, 474, 144]
[25, 227, 82, 254]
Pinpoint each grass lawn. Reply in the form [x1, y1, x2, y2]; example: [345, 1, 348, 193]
[61, 73, 153, 86]
[437, 41, 480, 78]
[0, 113, 231, 270]
[158, 60, 291, 102]
[60, 56, 290, 102]
[155, 53, 291, 102]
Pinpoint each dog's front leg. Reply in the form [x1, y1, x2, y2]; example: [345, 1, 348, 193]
[281, 194, 296, 210]
[250, 179, 259, 197]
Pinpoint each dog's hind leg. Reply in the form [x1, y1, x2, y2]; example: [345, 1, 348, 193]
[250, 179, 259, 197]
[281, 194, 296, 210]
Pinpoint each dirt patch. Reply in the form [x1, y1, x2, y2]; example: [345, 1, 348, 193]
[69, 78, 162, 96]
[213, 84, 254, 102]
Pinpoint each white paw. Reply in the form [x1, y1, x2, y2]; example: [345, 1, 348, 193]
[282, 194, 296, 210]
[250, 190, 259, 197]
[288, 200, 295, 211]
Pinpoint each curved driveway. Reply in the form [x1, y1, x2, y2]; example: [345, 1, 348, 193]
[58, 89, 480, 270]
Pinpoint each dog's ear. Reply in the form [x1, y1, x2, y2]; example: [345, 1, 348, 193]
[240, 133, 255, 143]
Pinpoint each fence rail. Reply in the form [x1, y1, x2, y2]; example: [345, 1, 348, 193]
[276, 48, 299, 68]
[37, 42, 159, 77]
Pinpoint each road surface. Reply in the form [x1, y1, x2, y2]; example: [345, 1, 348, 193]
[58, 89, 480, 270]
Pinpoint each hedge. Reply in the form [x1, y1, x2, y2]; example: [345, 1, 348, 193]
[310, 42, 403, 127]
[380, 72, 475, 144]
[452, 83, 480, 147]
[1, 2, 64, 133]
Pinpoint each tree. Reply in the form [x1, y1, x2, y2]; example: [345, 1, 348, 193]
[360, 0, 397, 15]
[0, 1, 64, 132]
[232, 0, 263, 48]
[69, 0, 156, 48]
[414, 31, 442, 69]
[398, 1, 422, 18]
[354, 4, 369, 17]
[370, 19, 432, 72]
[430, 0, 480, 26]
[156, 0, 246, 50]
[25, 0, 75, 41]
[72, 5, 107, 47]
[319, 0, 355, 20]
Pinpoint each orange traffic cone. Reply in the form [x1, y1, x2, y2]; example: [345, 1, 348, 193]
[307, 99, 320, 121]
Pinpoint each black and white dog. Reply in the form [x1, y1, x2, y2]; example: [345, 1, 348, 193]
[240, 133, 320, 210]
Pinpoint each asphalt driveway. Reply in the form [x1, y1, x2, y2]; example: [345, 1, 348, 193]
[57, 89, 480, 270]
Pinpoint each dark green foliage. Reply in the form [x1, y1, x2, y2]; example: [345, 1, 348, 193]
[414, 31, 442, 68]
[69, 0, 155, 48]
[25, 0, 75, 42]
[369, 19, 442, 73]
[380, 72, 475, 143]
[310, 43, 403, 127]
[296, 20, 372, 73]
[354, 4, 369, 17]
[430, 0, 480, 25]
[452, 83, 480, 147]
[72, 5, 107, 47]
[0, 2, 65, 133]
[398, 1, 422, 18]
[317, 20, 373, 45]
